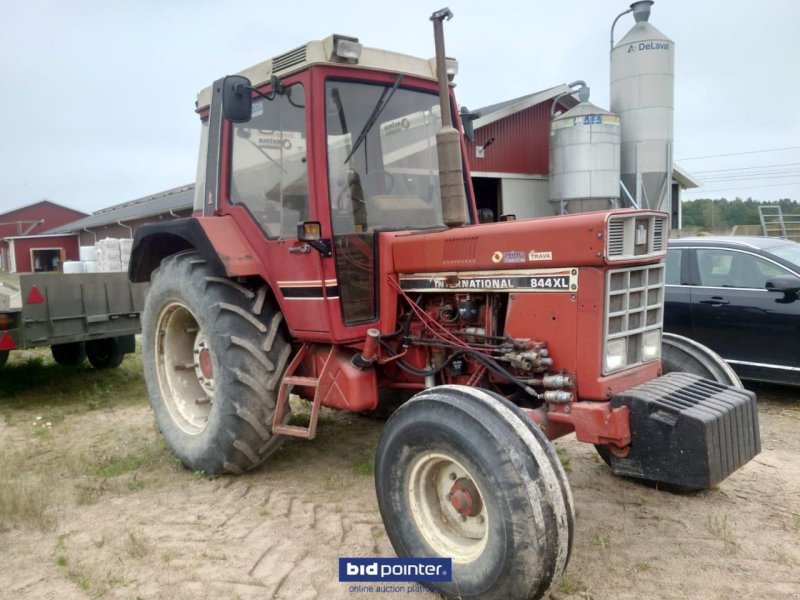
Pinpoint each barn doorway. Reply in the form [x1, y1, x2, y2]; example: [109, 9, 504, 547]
[30, 248, 63, 272]
[472, 177, 501, 223]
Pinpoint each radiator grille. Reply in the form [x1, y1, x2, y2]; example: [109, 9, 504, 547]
[603, 263, 664, 374]
[606, 214, 668, 260]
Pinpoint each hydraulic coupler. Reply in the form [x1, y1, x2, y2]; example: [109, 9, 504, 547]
[607, 372, 760, 490]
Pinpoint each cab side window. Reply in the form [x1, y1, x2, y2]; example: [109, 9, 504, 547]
[229, 84, 308, 238]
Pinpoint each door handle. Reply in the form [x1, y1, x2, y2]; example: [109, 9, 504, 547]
[288, 244, 311, 254]
[699, 297, 730, 306]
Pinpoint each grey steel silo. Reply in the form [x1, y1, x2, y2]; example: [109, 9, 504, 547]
[610, 1, 674, 213]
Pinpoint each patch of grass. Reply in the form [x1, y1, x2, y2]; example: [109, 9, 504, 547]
[556, 447, 572, 472]
[706, 514, 740, 554]
[557, 572, 581, 594]
[592, 532, 611, 551]
[792, 515, 800, 531]
[67, 570, 91, 591]
[0, 346, 146, 424]
[86, 454, 142, 479]
[124, 531, 151, 559]
[635, 561, 651, 573]
[0, 475, 56, 531]
[353, 454, 374, 476]
[56, 555, 68, 567]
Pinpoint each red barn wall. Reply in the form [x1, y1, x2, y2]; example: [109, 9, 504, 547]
[10, 235, 79, 273]
[0, 201, 87, 239]
[466, 100, 555, 176]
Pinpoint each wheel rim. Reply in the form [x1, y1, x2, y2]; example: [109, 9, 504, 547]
[407, 452, 489, 563]
[155, 302, 213, 434]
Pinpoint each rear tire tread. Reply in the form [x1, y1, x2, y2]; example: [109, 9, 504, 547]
[143, 251, 291, 475]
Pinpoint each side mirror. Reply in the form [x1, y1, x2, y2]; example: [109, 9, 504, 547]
[766, 275, 800, 303]
[459, 106, 480, 142]
[222, 75, 253, 123]
[765, 275, 800, 294]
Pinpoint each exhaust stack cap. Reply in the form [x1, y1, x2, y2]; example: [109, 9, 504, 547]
[631, 0, 654, 22]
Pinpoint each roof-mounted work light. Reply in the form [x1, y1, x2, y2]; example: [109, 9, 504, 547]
[333, 35, 363, 62]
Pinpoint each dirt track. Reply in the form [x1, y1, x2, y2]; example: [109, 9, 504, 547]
[1, 353, 799, 599]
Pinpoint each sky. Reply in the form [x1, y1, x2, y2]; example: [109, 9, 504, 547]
[1, 0, 799, 215]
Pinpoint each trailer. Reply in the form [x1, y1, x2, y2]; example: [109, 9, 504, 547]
[0, 272, 146, 369]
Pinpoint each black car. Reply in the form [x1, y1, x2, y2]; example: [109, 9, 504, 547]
[664, 236, 800, 386]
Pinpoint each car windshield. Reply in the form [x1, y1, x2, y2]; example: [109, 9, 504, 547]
[768, 243, 800, 271]
[325, 80, 445, 233]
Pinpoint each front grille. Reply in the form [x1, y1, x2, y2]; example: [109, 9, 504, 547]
[606, 213, 668, 261]
[603, 263, 664, 374]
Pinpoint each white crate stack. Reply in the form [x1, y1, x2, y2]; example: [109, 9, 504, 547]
[75, 238, 132, 273]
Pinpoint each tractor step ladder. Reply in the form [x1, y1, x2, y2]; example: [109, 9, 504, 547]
[272, 343, 336, 439]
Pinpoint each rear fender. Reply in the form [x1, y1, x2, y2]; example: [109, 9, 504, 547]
[128, 216, 260, 282]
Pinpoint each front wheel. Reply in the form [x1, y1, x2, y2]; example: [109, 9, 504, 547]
[375, 385, 574, 599]
[0, 350, 8, 368]
[142, 252, 291, 475]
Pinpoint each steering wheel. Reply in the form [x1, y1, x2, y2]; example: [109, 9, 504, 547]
[364, 170, 396, 195]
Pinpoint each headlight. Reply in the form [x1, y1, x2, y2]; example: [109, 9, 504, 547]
[605, 338, 627, 372]
[642, 329, 661, 361]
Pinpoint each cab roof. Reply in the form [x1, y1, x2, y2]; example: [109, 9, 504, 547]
[196, 34, 440, 110]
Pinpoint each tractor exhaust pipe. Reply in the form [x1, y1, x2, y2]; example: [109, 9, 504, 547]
[431, 8, 467, 228]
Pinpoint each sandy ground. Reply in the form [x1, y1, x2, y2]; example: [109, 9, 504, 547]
[1, 354, 798, 600]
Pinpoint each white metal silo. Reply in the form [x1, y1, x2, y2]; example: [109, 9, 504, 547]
[610, 0, 674, 213]
[549, 83, 621, 214]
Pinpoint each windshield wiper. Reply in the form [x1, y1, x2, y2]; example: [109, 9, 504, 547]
[343, 74, 404, 164]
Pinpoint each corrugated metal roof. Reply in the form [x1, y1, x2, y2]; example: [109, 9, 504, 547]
[44, 185, 194, 234]
[473, 84, 578, 130]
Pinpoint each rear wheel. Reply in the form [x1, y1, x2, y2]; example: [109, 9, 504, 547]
[142, 252, 291, 475]
[86, 338, 124, 369]
[51, 342, 86, 367]
[375, 385, 574, 599]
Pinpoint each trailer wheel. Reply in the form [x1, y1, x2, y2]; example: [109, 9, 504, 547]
[86, 338, 124, 369]
[142, 252, 291, 475]
[375, 385, 573, 599]
[51, 342, 86, 367]
[0, 350, 7, 368]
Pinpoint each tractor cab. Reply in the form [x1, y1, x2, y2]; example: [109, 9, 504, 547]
[193, 35, 469, 339]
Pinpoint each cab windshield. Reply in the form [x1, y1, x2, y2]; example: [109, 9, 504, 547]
[325, 79, 446, 324]
[325, 80, 444, 234]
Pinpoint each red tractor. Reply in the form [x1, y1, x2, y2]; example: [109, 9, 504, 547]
[129, 10, 759, 599]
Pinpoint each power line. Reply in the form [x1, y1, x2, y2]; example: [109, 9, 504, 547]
[692, 161, 800, 175]
[676, 146, 800, 161]
[701, 171, 800, 183]
[683, 181, 800, 195]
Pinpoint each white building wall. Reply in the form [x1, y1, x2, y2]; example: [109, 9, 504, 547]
[500, 177, 552, 220]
